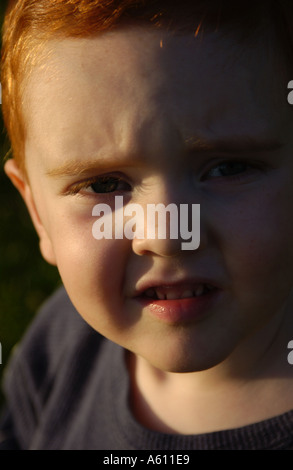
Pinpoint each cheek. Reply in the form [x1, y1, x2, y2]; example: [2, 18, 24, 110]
[220, 190, 293, 296]
[51, 219, 131, 312]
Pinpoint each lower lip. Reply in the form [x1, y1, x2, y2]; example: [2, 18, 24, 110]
[136, 290, 221, 324]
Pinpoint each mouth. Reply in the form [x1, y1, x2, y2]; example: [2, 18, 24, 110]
[142, 283, 216, 300]
[133, 280, 221, 323]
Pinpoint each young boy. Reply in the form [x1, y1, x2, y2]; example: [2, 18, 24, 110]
[1, 0, 293, 450]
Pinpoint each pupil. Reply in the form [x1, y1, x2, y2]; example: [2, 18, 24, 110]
[220, 162, 246, 176]
[91, 178, 118, 193]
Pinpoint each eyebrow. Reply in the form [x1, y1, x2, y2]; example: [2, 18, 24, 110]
[46, 158, 138, 178]
[185, 136, 283, 153]
[46, 137, 283, 178]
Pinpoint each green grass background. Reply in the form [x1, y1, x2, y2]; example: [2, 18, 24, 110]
[0, 1, 61, 406]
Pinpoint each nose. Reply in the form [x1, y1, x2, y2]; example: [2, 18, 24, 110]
[132, 229, 183, 258]
[131, 183, 200, 258]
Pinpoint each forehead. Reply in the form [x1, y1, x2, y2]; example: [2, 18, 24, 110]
[24, 26, 291, 167]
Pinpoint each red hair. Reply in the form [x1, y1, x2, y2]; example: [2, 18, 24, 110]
[1, 0, 293, 174]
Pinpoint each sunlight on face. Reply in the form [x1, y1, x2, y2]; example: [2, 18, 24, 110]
[21, 25, 293, 373]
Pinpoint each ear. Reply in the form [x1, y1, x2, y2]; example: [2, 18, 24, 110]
[4, 158, 57, 266]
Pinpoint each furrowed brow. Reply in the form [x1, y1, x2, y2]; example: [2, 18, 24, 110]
[46, 137, 283, 178]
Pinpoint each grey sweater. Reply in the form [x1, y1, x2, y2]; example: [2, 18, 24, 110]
[1, 287, 293, 450]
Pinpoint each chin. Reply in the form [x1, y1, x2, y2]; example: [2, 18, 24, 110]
[145, 350, 229, 374]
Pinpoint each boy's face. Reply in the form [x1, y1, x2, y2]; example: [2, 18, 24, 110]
[7, 25, 293, 373]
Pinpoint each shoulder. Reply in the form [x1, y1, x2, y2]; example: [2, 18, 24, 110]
[27, 283, 90, 338]
[12, 285, 102, 368]
[1, 286, 110, 449]
[3, 285, 104, 413]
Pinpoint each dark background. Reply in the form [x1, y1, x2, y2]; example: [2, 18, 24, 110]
[0, 0, 61, 405]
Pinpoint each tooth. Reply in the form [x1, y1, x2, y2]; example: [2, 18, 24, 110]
[194, 285, 204, 296]
[157, 290, 166, 300]
[181, 290, 193, 299]
[166, 291, 178, 300]
[145, 284, 212, 300]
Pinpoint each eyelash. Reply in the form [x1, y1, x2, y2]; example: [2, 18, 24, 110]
[203, 160, 258, 181]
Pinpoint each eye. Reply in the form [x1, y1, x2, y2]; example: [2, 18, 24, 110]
[65, 175, 132, 196]
[90, 176, 130, 193]
[206, 161, 251, 179]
